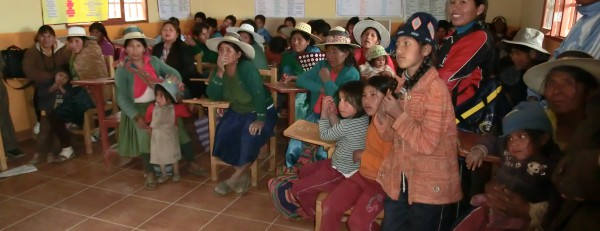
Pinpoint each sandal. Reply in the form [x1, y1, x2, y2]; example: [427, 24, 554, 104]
[234, 174, 251, 195]
[157, 175, 169, 184]
[214, 180, 234, 195]
[145, 173, 157, 190]
[52, 147, 75, 163]
[172, 173, 181, 182]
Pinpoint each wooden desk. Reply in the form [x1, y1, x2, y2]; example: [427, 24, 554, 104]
[71, 78, 116, 167]
[264, 82, 308, 126]
[283, 119, 336, 158]
[190, 78, 209, 84]
[457, 131, 500, 164]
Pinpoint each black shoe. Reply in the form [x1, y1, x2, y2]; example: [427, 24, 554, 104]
[7, 149, 25, 159]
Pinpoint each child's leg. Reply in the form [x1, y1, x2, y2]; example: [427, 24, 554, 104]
[290, 159, 345, 219]
[157, 164, 168, 184]
[320, 178, 362, 231]
[298, 158, 330, 178]
[381, 192, 410, 231]
[346, 177, 386, 231]
[172, 161, 181, 182]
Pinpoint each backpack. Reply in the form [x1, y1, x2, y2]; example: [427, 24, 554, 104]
[2, 45, 26, 78]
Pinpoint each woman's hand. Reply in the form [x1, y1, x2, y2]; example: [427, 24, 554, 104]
[381, 91, 403, 119]
[485, 181, 531, 218]
[216, 56, 228, 77]
[466, 147, 485, 171]
[135, 116, 150, 130]
[281, 74, 297, 83]
[184, 35, 196, 46]
[248, 121, 265, 136]
[319, 67, 331, 83]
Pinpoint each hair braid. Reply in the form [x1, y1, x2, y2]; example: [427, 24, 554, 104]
[404, 60, 430, 90]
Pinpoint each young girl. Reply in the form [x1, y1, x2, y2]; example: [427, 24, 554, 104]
[376, 12, 461, 230]
[290, 80, 370, 219]
[319, 76, 393, 231]
[145, 77, 191, 183]
[458, 102, 559, 230]
[359, 45, 395, 79]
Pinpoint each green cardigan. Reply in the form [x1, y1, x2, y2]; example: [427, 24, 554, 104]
[115, 56, 182, 120]
[252, 42, 269, 70]
[206, 59, 273, 121]
[296, 60, 360, 111]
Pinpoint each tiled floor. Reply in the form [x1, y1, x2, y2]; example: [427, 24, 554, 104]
[0, 120, 319, 231]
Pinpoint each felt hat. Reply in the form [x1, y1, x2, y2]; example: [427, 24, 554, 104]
[280, 22, 322, 43]
[503, 28, 549, 54]
[353, 19, 391, 48]
[156, 75, 182, 103]
[226, 23, 266, 44]
[524, 58, 600, 94]
[206, 32, 255, 59]
[58, 26, 96, 41]
[366, 45, 388, 61]
[113, 26, 157, 46]
[315, 26, 361, 49]
[397, 12, 438, 46]
[502, 101, 552, 136]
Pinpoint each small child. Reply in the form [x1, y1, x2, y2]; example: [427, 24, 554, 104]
[291, 81, 370, 219]
[255, 14, 272, 44]
[457, 102, 559, 231]
[359, 45, 395, 79]
[145, 77, 191, 183]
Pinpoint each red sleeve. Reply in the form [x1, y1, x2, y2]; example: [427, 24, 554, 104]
[437, 31, 488, 91]
[386, 55, 396, 73]
[174, 104, 192, 119]
[145, 104, 155, 123]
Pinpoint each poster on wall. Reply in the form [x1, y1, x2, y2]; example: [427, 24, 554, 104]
[42, 0, 108, 24]
[158, 0, 191, 20]
[404, 0, 447, 21]
[336, 0, 404, 18]
[255, 0, 305, 18]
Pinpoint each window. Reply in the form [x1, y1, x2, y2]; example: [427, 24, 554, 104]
[541, 0, 582, 38]
[107, 0, 148, 24]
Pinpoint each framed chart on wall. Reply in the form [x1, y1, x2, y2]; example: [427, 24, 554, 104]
[41, 0, 108, 24]
[255, 0, 305, 18]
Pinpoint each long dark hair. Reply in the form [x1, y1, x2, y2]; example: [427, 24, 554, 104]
[326, 44, 356, 68]
[339, 80, 366, 118]
[366, 75, 392, 95]
[89, 22, 113, 45]
[34, 25, 56, 43]
[403, 41, 435, 90]
[290, 30, 315, 46]
[162, 21, 182, 42]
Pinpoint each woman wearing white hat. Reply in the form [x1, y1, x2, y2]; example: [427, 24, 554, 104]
[227, 23, 269, 70]
[499, 27, 550, 107]
[352, 19, 395, 78]
[205, 32, 277, 195]
[113, 26, 192, 190]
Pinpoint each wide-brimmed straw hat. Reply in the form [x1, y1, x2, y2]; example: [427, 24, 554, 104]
[206, 32, 255, 59]
[503, 28, 549, 54]
[58, 26, 95, 41]
[280, 22, 322, 43]
[113, 26, 157, 46]
[353, 20, 391, 48]
[315, 26, 361, 49]
[524, 58, 600, 94]
[226, 24, 265, 44]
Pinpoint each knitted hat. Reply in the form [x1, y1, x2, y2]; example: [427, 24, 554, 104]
[156, 75, 182, 103]
[397, 12, 438, 46]
[366, 45, 388, 61]
[502, 102, 552, 136]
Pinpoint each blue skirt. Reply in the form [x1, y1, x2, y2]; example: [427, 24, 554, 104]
[213, 107, 277, 166]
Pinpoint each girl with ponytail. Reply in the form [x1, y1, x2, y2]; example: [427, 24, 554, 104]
[375, 12, 461, 230]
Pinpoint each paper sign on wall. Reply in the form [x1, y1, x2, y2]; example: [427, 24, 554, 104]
[42, 0, 108, 24]
[255, 0, 305, 18]
[158, 0, 191, 20]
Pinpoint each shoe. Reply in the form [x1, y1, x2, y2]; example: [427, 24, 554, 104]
[157, 175, 169, 184]
[145, 173, 157, 190]
[6, 149, 25, 159]
[33, 122, 40, 135]
[52, 147, 74, 163]
[214, 180, 234, 195]
[172, 173, 181, 182]
[234, 174, 251, 195]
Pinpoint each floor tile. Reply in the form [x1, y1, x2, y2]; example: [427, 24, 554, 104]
[267, 224, 309, 231]
[62, 163, 121, 186]
[273, 216, 315, 230]
[0, 194, 7, 203]
[134, 179, 199, 203]
[139, 205, 217, 231]
[222, 192, 278, 223]
[53, 187, 126, 216]
[17, 179, 88, 206]
[35, 160, 92, 178]
[69, 218, 133, 231]
[95, 169, 144, 194]
[0, 173, 53, 197]
[0, 198, 45, 230]
[5, 207, 86, 231]
[94, 195, 169, 227]
[200, 214, 270, 231]
[175, 183, 238, 212]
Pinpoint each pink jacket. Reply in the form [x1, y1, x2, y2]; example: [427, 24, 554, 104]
[375, 67, 462, 205]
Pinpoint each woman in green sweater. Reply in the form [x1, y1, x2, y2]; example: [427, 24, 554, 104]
[227, 23, 269, 70]
[206, 34, 278, 195]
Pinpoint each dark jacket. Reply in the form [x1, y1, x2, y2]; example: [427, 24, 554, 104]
[152, 40, 202, 97]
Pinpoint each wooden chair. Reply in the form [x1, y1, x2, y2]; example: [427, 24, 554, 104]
[207, 67, 279, 187]
[194, 53, 216, 76]
[0, 128, 7, 171]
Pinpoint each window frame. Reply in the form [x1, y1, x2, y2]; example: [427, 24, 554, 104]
[541, 0, 581, 39]
[104, 0, 149, 26]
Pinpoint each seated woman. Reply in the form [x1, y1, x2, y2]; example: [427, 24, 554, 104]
[152, 21, 201, 98]
[205, 33, 277, 195]
[352, 19, 395, 78]
[227, 23, 269, 70]
[113, 26, 202, 190]
[89, 22, 115, 57]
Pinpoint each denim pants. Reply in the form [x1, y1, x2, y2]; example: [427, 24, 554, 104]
[381, 181, 447, 231]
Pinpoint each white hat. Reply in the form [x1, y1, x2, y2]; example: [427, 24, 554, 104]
[226, 24, 265, 44]
[280, 22, 322, 43]
[524, 58, 600, 94]
[58, 26, 95, 41]
[206, 32, 255, 59]
[315, 26, 361, 49]
[353, 20, 391, 48]
[113, 26, 157, 46]
[503, 28, 549, 54]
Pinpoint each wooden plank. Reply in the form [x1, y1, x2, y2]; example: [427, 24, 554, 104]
[283, 120, 335, 149]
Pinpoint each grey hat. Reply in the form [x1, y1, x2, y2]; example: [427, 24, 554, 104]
[156, 76, 182, 103]
[502, 102, 552, 136]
